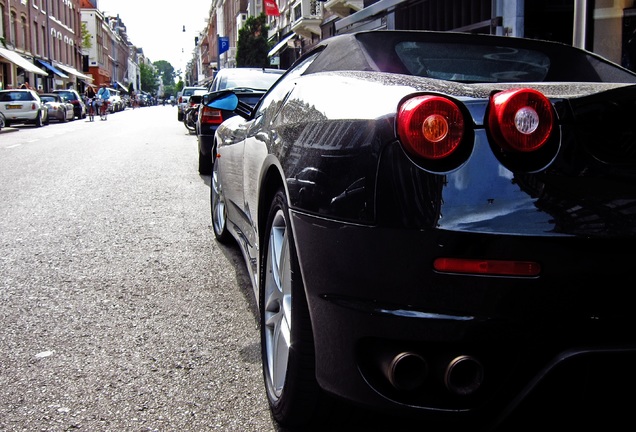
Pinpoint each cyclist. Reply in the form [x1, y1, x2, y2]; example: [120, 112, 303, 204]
[85, 85, 97, 121]
[96, 84, 111, 120]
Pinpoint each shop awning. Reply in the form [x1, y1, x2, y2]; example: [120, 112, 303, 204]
[116, 81, 129, 93]
[268, 33, 295, 58]
[36, 59, 69, 78]
[0, 47, 48, 75]
[53, 63, 93, 81]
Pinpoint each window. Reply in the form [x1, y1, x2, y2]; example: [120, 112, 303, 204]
[20, 16, 27, 50]
[33, 19, 39, 56]
[10, 11, 16, 45]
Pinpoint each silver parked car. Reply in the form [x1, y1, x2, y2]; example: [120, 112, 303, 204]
[39, 93, 75, 122]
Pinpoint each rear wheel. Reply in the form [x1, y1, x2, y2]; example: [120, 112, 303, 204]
[261, 189, 323, 427]
[210, 156, 231, 243]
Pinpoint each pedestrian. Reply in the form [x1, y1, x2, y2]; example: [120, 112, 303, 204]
[19, 79, 32, 89]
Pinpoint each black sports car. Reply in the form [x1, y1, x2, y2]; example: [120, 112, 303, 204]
[208, 30, 636, 429]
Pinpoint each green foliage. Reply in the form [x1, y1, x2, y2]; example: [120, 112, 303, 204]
[236, 14, 270, 68]
[153, 60, 176, 86]
[81, 22, 92, 49]
[161, 84, 177, 98]
[139, 63, 159, 94]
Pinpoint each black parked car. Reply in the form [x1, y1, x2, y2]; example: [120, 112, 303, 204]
[208, 30, 636, 430]
[196, 67, 284, 174]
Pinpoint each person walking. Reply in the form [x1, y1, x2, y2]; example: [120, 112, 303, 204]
[96, 84, 111, 120]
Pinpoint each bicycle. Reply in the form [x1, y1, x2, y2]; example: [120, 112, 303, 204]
[87, 98, 96, 122]
[98, 99, 109, 120]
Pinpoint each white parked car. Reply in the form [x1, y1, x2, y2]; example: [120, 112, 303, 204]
[109, 93, 124, 112]
[177, 86, 207, 121]
[0, 89, 49, 127]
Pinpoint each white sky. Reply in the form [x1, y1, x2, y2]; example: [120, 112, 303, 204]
[97, 0, 211, 74]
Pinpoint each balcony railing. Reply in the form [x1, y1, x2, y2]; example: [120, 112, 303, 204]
[290, 0, 323, 37]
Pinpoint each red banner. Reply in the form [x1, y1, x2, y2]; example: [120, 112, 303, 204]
[264, 0, 280, 16]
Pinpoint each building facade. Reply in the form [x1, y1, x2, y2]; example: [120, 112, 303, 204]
[1, 0, 91, 92]
[4, 0, 636, 96]
[184, 0, 636, 87]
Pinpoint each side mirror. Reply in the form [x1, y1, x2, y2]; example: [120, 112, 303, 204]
[204, 91, 239, 111]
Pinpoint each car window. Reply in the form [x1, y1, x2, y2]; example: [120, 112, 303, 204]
[394, 41, 550, 82]
[215, 72, 283, 91]
[0, 92, 17, 102]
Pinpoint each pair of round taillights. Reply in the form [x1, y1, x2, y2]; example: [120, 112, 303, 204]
[396, 88, 555, 161]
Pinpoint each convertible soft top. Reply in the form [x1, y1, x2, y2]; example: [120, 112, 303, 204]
[303, 30, 636, 84]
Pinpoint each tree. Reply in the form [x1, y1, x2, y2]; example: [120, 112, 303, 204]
[81, 22, 92, 49]
[236, 14, 271, 68]
[153, 60, 176, 86]
[139, 63, 159, 94]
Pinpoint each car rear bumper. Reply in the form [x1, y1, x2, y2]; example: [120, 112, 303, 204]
[290, 210, 636, 427]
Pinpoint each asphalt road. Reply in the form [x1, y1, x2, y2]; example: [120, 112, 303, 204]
[0, 106, 279, 431]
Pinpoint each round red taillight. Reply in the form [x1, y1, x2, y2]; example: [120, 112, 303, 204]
[397, 95, 465, 160]
[488, 88, 554, 152]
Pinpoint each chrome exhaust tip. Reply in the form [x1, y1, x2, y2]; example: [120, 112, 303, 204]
[382, 351, 428, 391]
[444, 355, 484, 396]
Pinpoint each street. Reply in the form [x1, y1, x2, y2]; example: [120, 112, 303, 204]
[0, 106, 277, 431]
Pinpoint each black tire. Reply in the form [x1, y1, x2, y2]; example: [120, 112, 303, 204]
[210, 156, 231, 243]
[177, 111, 183, 121]
[184, 119, 196, 133]
[34, 111, 43, 127]
[198, 150, 212, 175]
[260, 188, 323, 427]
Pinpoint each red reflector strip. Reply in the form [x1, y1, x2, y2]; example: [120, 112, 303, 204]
[433, 257, 540, 276]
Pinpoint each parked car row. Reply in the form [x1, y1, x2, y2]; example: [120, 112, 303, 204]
[0, 86, 133, 130]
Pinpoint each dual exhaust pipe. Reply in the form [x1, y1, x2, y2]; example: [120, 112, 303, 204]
[381, 351, 484, 396]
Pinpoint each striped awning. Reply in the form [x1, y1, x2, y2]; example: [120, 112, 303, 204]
[0, 47, 48, 76]
[54, 63, 93, 81]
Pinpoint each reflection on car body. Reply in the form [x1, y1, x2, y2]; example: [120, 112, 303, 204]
[195, 67, 284, 174]
[207, 30, 636, 430]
